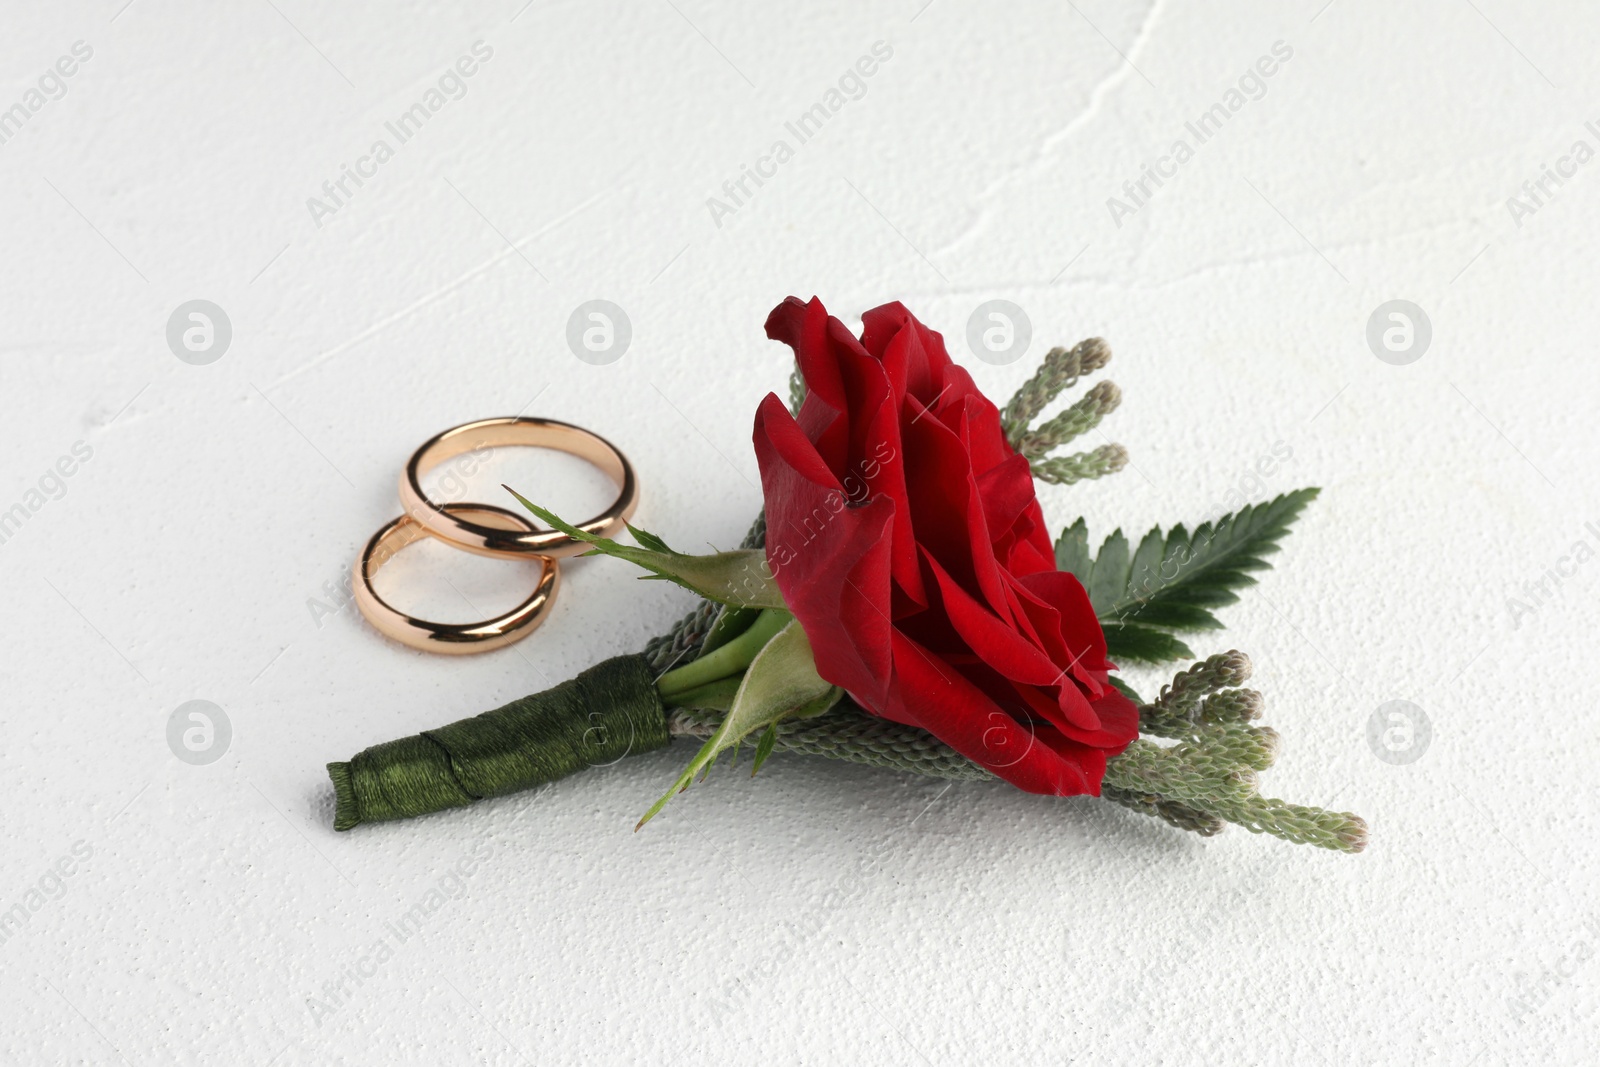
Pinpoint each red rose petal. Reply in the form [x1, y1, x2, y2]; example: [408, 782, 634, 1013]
[898, 403, 1014, 624]
[920, 547, 1066, 690]
[860, 301, 954, 404]
[974, 453, 1039, 556]
[886, 630, 1104, 795]
[754, 394, 896, 707]
[1017, 569, 1113, 688]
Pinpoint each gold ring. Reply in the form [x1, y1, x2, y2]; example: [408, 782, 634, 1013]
[399, 416, 639, 559]
[352, 503, 559, 654]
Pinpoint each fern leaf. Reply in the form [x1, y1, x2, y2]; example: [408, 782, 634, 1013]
[1102, 623, 1194, 664]
[1059, 489, 1320, 663]
[1054, 518, 1092, 582]
[1086, 529, 1130, 611]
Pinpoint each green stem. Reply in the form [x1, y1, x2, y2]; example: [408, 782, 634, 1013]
[655, 608, 789, 699]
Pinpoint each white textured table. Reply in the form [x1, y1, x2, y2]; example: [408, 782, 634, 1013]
[2, 2, 1594, 1063]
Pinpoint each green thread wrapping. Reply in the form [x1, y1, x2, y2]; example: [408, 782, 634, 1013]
[328, 654, 669, 830]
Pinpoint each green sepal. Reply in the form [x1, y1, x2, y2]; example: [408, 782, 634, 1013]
[699, 604, 763, 659]
[505, 487, 786, 609]
[655, 608, 790, 700]
[751, 724, 779, 776]
[637, 618, 841, 829]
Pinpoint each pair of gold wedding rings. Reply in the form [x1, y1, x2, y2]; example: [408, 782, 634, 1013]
[352, 417, 638, 654]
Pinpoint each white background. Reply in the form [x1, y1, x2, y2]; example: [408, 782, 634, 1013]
[2, 1, 1595, 1063]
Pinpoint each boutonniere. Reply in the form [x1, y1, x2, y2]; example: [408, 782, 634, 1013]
[329, 296, 1365, 853]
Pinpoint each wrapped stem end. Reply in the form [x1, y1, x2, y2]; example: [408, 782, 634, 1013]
[327, 654, 669, 830]
[328, 760, 359, 831]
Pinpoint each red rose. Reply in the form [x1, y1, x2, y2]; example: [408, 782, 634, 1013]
[752, 296, 1139, 795]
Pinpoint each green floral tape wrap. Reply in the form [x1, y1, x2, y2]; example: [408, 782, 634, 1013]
[328, 654, 669, 830]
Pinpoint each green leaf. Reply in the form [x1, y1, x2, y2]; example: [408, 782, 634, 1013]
[1060, 489, 1320, 663]
[626, 522, 675, 555]
[505, 487, 785, 609]
[638, 618, 840, 829]
[1102, 623, 1195, 664]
